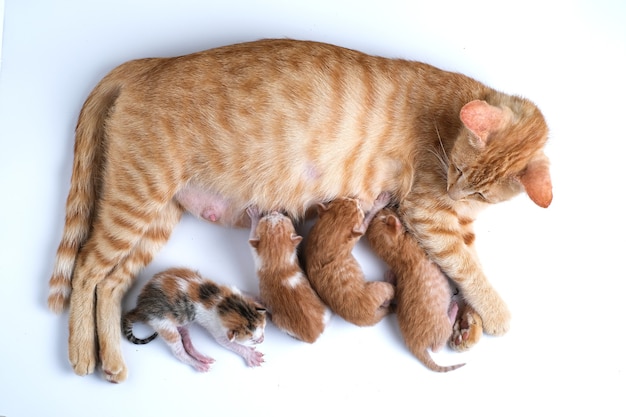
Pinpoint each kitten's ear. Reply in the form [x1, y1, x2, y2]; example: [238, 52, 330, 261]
[386, 215, 402, 234]
[316, 203, 329, 216]
[519, 156, 553, 208]
[460, 100, 511, 147]
[291, 234, 303, 246]
[249, 238, 260, 249]
[351, 226, 365, 237]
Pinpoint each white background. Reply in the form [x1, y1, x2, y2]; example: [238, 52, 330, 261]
[1, 1, 625, 416]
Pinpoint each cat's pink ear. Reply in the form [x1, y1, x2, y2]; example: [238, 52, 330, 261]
[460, 100, 510, 147]
[519, 157, 553, 208]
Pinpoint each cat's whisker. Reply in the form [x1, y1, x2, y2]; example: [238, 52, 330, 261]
[434, 123, 449, 166]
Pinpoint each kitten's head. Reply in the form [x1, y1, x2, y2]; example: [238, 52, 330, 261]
[249, 211, 302, 263]
[218, 294, 267, 346]
[446, 98, 552, 208]
[367, 208, 404, 253]
[317, 197, 365, 238]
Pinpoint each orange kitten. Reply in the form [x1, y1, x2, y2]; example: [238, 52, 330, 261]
[247, 206, 330, 343]
[304, 193, 394, 326]
[122, 268, 266, 373]
[367, 209, 464, 372]
[47, 39, 551, 381]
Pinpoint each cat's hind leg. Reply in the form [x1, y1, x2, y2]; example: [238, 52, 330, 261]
[98, 201, 183, 383]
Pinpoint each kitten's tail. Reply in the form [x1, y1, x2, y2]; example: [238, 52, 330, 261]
[122, 310, 158, 345]
[414, 349, 465, 373]
[47, 72, 122, 313]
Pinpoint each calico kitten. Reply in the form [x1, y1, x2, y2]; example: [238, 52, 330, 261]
[48, 39, 552, 382]
[304, 193, 394, 326]
[247, 206, 330, 343]
[122, 268, 266, 373]
[367, 208, 464, 372]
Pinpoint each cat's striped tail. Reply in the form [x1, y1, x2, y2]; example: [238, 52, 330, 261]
[47, 74, 122, 313]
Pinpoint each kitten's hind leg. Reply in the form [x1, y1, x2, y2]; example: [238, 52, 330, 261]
[178, 326, 215, 366]
[448, 301, 483, 352]
[157, 324, 213, 372]
[98, 201, 182, 383]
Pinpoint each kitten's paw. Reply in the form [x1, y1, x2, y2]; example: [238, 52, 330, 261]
[193, 359, 214, 372]
[449, 307, 483, 352]
[374, 191, 392, 207]
[245, 349, 265, 367]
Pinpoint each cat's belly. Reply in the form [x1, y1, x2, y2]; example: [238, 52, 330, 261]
[175, 185, 251, 227]
[175, 173, 389, 228]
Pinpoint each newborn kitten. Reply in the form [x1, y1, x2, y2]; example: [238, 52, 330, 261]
[367, 209, 465, 372]
[304, 193, 394, 326]
[123, 267, 266, 372]
[247, 206, 330, 343]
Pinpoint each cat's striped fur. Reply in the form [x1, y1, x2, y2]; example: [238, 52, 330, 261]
[48, 39, 551, 382]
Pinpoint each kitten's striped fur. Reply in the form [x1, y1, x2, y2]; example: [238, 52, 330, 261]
[367, 209, 464, 372]
[48, 39, 551, 382]
[123, 268, 266, 373]
[304, 194, 395, 326]
[247, 207, 330, 343]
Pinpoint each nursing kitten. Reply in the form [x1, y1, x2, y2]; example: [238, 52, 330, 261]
[247, 206, 330, 343]
[122, 268, 266, 373]
[48, 39, 552, 382]
[304, 193, 394, 326]
[367, 209, 464, 372]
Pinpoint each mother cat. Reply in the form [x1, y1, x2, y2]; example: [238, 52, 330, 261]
[48, 39, 551, 382]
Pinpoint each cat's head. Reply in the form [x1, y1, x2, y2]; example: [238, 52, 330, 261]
[447, 98, 552, 208]
[218, 295, 267, 346]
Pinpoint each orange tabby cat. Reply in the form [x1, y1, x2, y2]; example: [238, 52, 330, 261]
[367, 208, 464, 372]
[47, 39, 551, 382]
[247, 206, 330, 343]
[304, 193, 394, 326]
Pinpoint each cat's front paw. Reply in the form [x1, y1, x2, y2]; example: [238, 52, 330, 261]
[449, 305, 483, 352]
[480, 301, 511, 336]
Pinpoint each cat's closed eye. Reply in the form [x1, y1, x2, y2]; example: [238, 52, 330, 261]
[471, 192, 486, 201]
